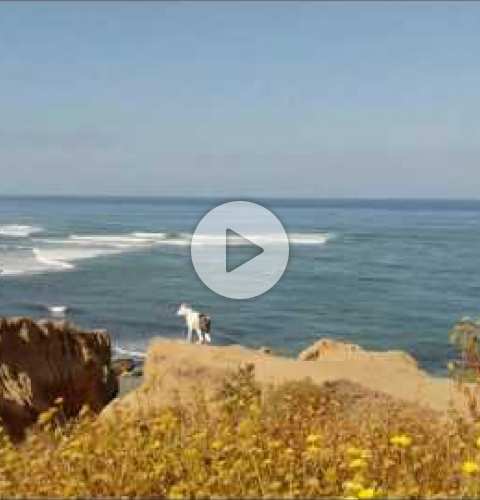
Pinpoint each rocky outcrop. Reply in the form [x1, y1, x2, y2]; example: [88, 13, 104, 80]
[298, 338, 363, 361]
[298, 338, 418, 368]
[0, 317, 118, 440]
[112, 358, 136, 377]
[258, 346, 272, 355]
[103, 338, 468, 422]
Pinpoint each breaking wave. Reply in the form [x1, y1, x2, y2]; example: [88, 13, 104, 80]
[63, 231, 331, 247]
[0, 225, 43, 237]
[48, 305, 68, 317]
[32, 248, 75, 270]
[163, 231, 331, 246]
[113, 345, 147, 360]
[1, 230, 331, 276]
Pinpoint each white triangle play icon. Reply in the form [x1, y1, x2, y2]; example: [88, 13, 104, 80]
[225, 229, 264, 273]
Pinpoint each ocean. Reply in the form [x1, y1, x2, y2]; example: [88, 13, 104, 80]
[1, 196, 479, 374]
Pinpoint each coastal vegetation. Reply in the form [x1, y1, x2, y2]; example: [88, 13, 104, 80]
[1, 345, 480, 498]
[0, 318, 479, 497]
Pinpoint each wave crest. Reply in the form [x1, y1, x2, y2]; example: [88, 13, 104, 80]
[2, 230, 331, 277]
[113, 345, 147, 359]
[0, 225, 43, 238]
[32, 248, 75, 270]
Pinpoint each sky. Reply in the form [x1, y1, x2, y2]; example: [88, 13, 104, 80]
[0, 2, 479, 199]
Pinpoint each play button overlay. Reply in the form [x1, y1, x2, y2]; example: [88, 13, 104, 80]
[191, 201, 289, 299]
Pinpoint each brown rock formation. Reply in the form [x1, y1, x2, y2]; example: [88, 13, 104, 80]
[298, 338, 418, 367]
[112, 358, 136, 377]
[0, 317, 118, 440]
[103, 338, 468, 422]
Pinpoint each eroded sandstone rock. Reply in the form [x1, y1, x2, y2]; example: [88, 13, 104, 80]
[0, 317, 118, 440]
[298, 338, 417, 367]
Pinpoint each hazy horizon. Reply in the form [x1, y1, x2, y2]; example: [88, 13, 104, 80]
[1, 194, 480, 203]
[1, 2, 479, 199]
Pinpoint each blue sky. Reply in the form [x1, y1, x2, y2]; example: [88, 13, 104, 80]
[0, 2, 479, 198]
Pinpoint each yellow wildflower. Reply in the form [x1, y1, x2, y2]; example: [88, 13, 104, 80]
[306, 434, 322, 445]
[346, 446, 363, 457]
[390, 434, 412, 448]
[349, 458, 367, 469]
[358, 487, 376, 499]
[37, 408, 57, 425]
[168, 485, 184, 499]
[306, 445, 321, 457]
[476, 437, 480, 449]
[343, 480, 363, 492]
[211, 440, 223, 451]
[462, 461, 479, 475]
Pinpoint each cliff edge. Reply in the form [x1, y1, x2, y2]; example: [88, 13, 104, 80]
[104, 337, 468, 420]
[0, 317, 118, 440]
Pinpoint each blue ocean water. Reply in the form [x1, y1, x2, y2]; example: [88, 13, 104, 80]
[1, 196, 479, 374]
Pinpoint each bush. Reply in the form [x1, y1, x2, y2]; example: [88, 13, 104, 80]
[0, 362, 479, 498]
[449, 317, 480, 419]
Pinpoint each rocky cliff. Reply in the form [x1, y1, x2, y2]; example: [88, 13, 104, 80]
[103, 337, 469, 421]
[0, 317, 118, 440]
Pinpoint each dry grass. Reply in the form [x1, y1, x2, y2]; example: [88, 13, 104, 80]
[0, 364, 480, 498]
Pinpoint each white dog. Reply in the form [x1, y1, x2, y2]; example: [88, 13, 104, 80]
[177, 303, 212, 344]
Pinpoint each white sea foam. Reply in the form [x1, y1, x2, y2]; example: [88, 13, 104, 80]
[32, 248, 75, 270]
[68, 232, 186, 247]
[132, 232, 168, 239]
[189, 232, 331, 246]
[0, 225, 43, 237]
[288, 233, 332, 245]
[51, 231, 331, 249]
[1, 230, 331, 277]
[68, 235, 153, 247]
[113, 345, 147, 359]
[48, 305, 68, 317]
[0, 268, 24, 276]
[1, 247, 50, 276]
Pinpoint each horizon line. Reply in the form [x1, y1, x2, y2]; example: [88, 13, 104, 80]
[0, 194, 479, 202]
